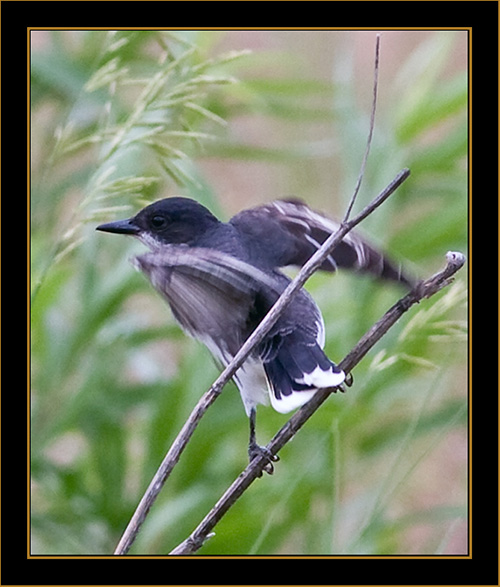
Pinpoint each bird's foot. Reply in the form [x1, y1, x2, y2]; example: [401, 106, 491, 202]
[248, 442, 279, 475]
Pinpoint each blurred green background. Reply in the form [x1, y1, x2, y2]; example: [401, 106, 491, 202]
[30, 29, 468, 555]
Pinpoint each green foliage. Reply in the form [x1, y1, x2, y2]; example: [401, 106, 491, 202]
[31, 30, 467, 555]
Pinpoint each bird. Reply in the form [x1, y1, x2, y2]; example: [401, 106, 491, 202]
[96, 196, 413, 473]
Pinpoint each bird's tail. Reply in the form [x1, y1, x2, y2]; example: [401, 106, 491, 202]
[263, 335, 345, 414]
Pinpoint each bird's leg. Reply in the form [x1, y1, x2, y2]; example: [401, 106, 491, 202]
[248, 407, 279, 475]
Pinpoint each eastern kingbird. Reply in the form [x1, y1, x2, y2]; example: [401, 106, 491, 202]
[97, 197, 412, 472]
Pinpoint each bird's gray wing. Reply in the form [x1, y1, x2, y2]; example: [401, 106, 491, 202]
[132, 246, 282, 357]
[230, 198, 414, 287]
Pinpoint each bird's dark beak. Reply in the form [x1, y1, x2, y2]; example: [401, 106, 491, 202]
[96, 218, 140, 235]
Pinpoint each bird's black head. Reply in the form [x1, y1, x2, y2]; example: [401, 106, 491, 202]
[96, 197, 220, 249]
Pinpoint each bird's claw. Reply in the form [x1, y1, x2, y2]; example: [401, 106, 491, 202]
[248, 443, 279, 475]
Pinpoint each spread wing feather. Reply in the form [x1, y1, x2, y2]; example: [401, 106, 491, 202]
[230, 198, 414, 287]
[132, 246, 282, 356]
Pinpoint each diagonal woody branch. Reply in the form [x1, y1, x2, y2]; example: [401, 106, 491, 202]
[115, 35, 402, 556]
[114, 167, 411, 555]
[169, 249, 466, 555]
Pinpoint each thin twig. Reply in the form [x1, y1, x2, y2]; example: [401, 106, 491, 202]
[169, 250, 466, 555]
[343, 33, 381, 223]
[113, 167, 410, 555]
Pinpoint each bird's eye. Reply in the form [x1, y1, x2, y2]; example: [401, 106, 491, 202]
[151, 215, 166, 229]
